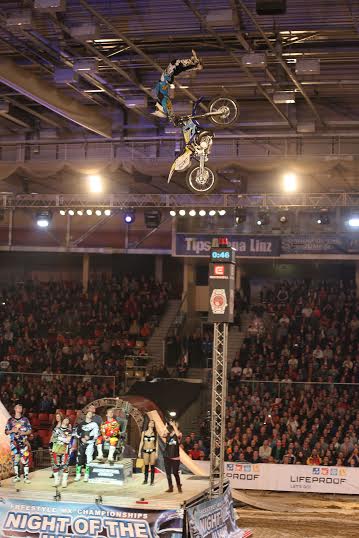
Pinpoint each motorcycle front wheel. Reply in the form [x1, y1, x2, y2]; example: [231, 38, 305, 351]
[185, 165, 217, 194]
[208, 97, 239, 127]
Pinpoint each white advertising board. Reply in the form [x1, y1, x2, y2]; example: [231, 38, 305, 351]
[225, 462, 359, 495]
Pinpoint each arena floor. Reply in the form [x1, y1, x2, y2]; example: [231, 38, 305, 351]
[0, 468, 209, 510]
[236, 491, 359, 537]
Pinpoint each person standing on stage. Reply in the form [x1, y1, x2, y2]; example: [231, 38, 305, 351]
[88, 404, 103, 428]
[162, 418, 182, 493]
[50, 416, 73, 488]
[5, 403, 32, 484]
[138, 416, 158, 486]
[74, 410, 99, 482]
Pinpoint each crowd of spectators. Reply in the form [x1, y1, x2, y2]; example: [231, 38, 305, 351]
[224, 279, 359, 467]
[230, 279, 359, 384]
[0, 276, 170, 412]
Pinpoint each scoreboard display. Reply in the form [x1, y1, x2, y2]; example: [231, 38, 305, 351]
[208, 238, 236, 323]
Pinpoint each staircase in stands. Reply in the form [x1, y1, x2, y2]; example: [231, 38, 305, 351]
[227, 312, 251, 366]
[147, 299, 181, 370]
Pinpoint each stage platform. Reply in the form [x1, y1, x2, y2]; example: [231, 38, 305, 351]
[0, 467, 210, 510]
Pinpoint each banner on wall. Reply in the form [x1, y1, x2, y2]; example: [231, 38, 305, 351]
[0, 497, 184, 538]
[187, 487, 252, 537]
[225, 462, 359, 495]
[174, 234, 281, 257]
[280, 235, 359, 254]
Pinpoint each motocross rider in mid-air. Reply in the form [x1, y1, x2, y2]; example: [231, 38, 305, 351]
[152, 50, 202, 121]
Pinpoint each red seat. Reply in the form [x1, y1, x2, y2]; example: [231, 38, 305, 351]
[31, 417, 40, 428]
[38, 413, 49, 425]
[38, 429, 50, 446]
[48, 414, 54, 424]
[66, 409, 75, 416]
[56, 409, 66, 416]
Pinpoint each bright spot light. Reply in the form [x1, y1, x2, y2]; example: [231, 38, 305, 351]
[169, 411, 177, 417]
[68, 209, 75, 216]
[199, 209, 206, 217]
[95, 209, 102, 216]
[86, 209, 93, 216]
[179, 209, 186, 216]
[59, 210, 66, 216]
[218, 209, 226, 216]
[257, 219, 262, 226]
[169, 210, 177, 217]
[283, 172, 297, 192]
[77, 210, 83, 216]
[104, 209, 111, 216]
[189, 209, 197, 216]
[88, 174, 103, 193]
[209, 210, 216, 216]
[348, 218, 359, 227]
[37, 218, 49, 228]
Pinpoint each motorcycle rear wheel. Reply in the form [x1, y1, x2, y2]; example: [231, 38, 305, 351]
[208, 97, 238, 127]
[185, 165, 217, 194]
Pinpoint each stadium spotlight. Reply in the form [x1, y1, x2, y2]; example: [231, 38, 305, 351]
[168, 411, 177, 418]
[124, 209, 135, 224]
[68, 209, 75, 216]
[77, 210, 83, 216]
[218, 209, 226, 216]
[348, 217, 359, 228]
[169, 210, 177, 217]
[86, 209, 93, 216]
[59, 209, 66, 216]
[95, 209, 102, 216]
[257, 211, 270, 226]
[279, 213, 288, 224]
[209, 209, 216, 217]
[104, 209, 111, 216]
[36, 210, 52, 228]
[199, 209, 206, 217]
[88, 174, 103, 193]
[317, 211, 329, 225]
[144, 210, 161, 228]
[189, 209, 197, 217]
[235, 208, 246, 225]
[178, 209, 186, 216]
[282, 172, 297, 192]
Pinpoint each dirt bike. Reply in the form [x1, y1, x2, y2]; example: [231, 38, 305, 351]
[168, 96, 239, 193]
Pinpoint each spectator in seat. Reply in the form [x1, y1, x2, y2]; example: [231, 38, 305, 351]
[188, 443, 201, 460]
[307, 449, 321, 466]
[271, 440, 285, 463]
[259, 440, 271, 462]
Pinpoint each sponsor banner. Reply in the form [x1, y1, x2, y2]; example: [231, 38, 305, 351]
[282, 235, 359, 254]
[225, 462, 359, 494]
[187, 487, 252, 538]
[0, 497, 184, 538]
[175, 234, 280, 257]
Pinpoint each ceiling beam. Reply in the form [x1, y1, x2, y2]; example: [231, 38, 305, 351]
[182, 0, 294, 128]
[237, 0, 326, 128]
[0, 58, 112, 137]
[78, 0, 206, 110]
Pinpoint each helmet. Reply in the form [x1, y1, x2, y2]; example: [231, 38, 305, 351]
[152, 510, 184, 537]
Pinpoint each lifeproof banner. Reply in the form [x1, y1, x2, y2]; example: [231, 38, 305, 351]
[175, 234, 281, 257]
[225, 462, 359, 495]
[187, 487, 252, 537]
[0, 497, 184, 538]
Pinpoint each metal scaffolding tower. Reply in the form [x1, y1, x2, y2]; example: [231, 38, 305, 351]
[209, 322, 229, 496]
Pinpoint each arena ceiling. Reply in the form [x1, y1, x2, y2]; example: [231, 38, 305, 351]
[1, 0, 359, 195]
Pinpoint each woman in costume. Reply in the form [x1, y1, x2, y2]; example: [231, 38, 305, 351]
[138, 416, 158, 485]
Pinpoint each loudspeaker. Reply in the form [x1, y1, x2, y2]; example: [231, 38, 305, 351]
[256, 0, 286, 15]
